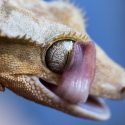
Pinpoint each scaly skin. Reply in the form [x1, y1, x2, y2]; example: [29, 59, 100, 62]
[0, 0, 125, 121]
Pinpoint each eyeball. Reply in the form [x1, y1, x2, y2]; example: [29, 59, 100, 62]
[45, 40, 74, 73]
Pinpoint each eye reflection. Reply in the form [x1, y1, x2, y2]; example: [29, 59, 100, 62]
[45, 40, 74, 73]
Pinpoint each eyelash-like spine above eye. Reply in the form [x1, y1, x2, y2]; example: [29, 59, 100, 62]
[63, 31, 88, 40]
[49, 31, 89, 46]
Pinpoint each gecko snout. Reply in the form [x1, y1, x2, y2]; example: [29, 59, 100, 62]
[90, 45, 125, 100]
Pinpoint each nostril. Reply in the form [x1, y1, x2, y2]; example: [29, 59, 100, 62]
[120, 87, 125, 96]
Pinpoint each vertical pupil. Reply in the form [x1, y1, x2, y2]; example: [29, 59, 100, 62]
[45, 40, 73, 73]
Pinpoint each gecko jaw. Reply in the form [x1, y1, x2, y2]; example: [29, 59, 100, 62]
[32, 76, 110, 121]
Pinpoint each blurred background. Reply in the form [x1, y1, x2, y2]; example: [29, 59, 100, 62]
[0, 0, 125, 125]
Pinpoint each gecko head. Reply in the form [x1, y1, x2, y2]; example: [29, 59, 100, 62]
[0, 0, 125, 121]
[1, 29, 125, 121]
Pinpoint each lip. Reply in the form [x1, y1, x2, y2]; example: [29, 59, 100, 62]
[37, 77, 111, 121]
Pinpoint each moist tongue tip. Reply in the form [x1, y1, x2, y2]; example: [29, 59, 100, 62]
[54, 41, 96, 104]
[59, 80, 90, 104]
[69, 89, 90, 104]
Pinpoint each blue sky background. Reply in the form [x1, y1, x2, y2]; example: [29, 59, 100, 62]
[0, 0, 125, 125]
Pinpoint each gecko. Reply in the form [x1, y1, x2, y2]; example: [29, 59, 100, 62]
[0, 0, 125, 121]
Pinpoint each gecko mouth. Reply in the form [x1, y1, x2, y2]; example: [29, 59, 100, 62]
[39, 78, 110, 121]
[37, 41, 110, 120]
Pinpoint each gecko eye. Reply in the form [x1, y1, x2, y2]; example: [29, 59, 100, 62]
[45, 40, 74, 73]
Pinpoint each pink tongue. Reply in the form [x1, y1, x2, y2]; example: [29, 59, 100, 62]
[54, 42, 96, 104]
